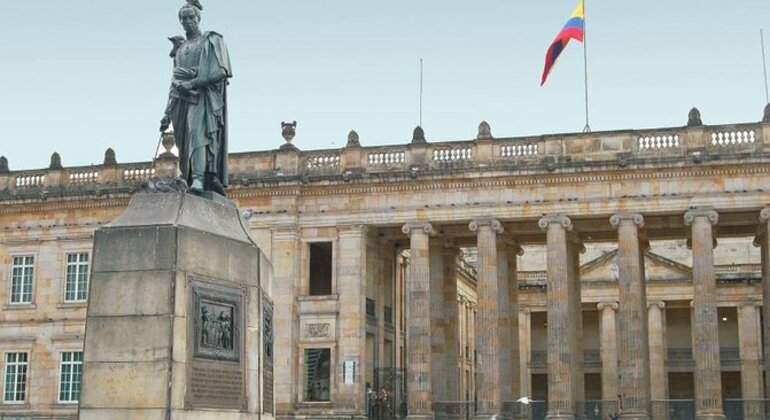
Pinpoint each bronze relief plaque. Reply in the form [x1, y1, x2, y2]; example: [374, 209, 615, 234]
[187, 280, 246, 410]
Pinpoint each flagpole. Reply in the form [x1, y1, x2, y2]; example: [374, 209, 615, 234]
[420, 58, 424, 127]
[761, 29, 769, 104]
[582, 0, 591, 132]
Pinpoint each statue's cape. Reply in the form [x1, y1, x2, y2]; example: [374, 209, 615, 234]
[193, 31, 232, 186]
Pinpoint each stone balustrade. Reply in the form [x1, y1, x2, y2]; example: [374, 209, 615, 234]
[1, 121, 768, 198]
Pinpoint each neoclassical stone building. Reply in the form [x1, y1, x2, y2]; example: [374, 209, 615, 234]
[0, 109, 769, 419]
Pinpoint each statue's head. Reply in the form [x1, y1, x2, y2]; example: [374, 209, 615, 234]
[178, 4, 202, 33]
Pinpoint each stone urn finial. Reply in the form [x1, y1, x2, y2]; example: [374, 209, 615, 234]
[412, 126, 426, 144]
[346, 130, 361, 148]
[0, 156, 8, 173]
[49, 152, 62, 170]
[687, 107, 703, 127]
[281, 121, 298, 150]
[763, 103, 770, 123]
[103, 148, 117, 165]
[477, 121, 493, 140]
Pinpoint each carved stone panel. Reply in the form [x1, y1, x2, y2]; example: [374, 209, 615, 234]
[299, 315, 337, 342]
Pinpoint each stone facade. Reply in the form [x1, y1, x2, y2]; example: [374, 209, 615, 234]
[0, 117, 769, 419]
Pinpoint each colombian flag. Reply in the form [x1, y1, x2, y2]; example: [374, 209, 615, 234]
[541, 0, 585, 86]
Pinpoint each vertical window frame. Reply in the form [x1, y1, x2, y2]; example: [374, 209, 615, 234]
[9, 255, 35, 305]
[63, 252, 90, 303]
[57, 351, 83, 404]
[3, 352, 29, 404]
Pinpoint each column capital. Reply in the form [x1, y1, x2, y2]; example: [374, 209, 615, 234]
[538, 214, 573, 232]
[500, 235, 524, 256]
[609, 213, 645, 229]
[469, 217, 503, 234]
[402, 222, 436, 237]
[683, 208, 719, 226]
[738, 299, 762, 309]
[597, 301, 619, 311]
[648, 300, 666, 310]
[759, 206, 770, 224]
[519, 306, 531, 314]
[272, 226, 300, 241]
[337, 224, 369, 237]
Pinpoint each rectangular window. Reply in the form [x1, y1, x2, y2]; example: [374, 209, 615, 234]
[309, 242, 332, 296]
[58, 351, 83, 403]
[10, 256, 34, 304]
[304, 348, 331, 402]
[4, 352, 28, 403]
[65, 253, 89, 302]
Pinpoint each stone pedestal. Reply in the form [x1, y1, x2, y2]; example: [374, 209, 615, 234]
[684, 209, 725, 420]
[80, 192, 272, 420]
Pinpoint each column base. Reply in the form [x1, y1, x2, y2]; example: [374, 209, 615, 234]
[619, 414, 650, 420]
[405, 415, 434, 420]
[695, 414, 726, 420]
[474, 414, 502, 420]
[545, 414, 575, 420]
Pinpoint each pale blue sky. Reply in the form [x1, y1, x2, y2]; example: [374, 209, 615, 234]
[1, 1, 769, 170]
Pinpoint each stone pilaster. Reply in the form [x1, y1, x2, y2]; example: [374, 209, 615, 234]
[336, 225, 369, 413]
[443, 246, 461, 401]
[272, 227, 300, 415]
[597, 302, 619, 417]
[568, 236, 585, 410]
[737, 300, 763, 419]
[647, 301, 668, 419]
[757, 207, 770, 400]
[539, 214, 581, 420]
[469, 217, 511, 419]
[519, 307, 532, 400]
[610, 213, 651, 420]
[402, 222, 436, 419]
[684, 209, 725, 420]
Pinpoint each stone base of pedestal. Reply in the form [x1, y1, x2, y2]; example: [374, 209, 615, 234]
[80, 192, 272, 419]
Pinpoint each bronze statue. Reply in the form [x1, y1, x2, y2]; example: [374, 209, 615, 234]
[160, 0, 232, 195]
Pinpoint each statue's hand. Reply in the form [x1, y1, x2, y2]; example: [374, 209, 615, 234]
[175, 81, 194, 93]
[160, 116, 171, 132]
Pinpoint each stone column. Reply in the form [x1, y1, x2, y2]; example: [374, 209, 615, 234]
[568, 237, 585, 411]
[336, 225, 369, 413]
[539, 214, 582, 419]
[429, 242, 447, 402]
[647, 301, 669, 419]
[402, 222, 436, 419]
[737, 300, 763, 419]
[443, 246, 461, 401]
[470, 218, 511, 419]
[757, 207, 770, 400]
[597, 302, 619, 416]
[505, 241, 523, 404]
[610, 214, 651, 420]
[519, 307, 532, 400]
[684, 209, 725, 420]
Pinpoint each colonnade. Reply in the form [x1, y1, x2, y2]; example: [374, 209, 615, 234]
[401, 207, 770, 420]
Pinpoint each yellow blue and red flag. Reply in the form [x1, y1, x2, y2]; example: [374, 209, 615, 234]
[541, 0, 585, 86]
